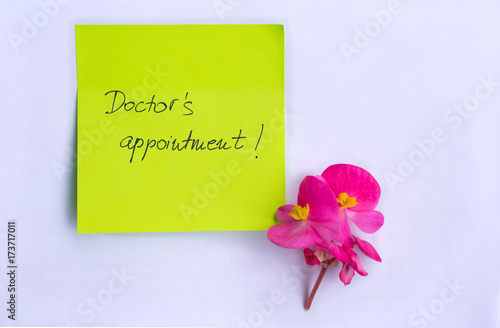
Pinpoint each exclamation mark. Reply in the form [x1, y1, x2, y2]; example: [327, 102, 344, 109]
[255, 124, 264, 158]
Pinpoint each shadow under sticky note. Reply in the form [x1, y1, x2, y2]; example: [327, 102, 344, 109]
[75, 25, 285, 233]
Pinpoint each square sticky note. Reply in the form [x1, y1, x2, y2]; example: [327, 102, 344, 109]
[75, 25, 285, 233]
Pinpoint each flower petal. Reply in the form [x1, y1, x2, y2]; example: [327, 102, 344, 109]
[267, 221, 322, 249]
[276, 205, 296, 223]
[322, 242, 350, 263]
[314, 248, 332, 262]
[354, 236, 382, 262]
[308, 220, 342, 245]
[333, 211, 355, 247]
[347, 210, 384, 234]
[344, 247, 368, 276]
[297, 176, 339, 223]
[303, 248, 321, 266]
[340, 262, 355, 285]
[321, 164, 381, 211]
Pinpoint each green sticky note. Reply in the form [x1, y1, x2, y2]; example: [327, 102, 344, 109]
[76, 25, 285, 233]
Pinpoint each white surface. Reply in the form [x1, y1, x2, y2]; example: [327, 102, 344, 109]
[1, 0, 500, 327]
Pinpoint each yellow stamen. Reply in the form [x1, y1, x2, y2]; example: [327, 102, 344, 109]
[337, 192, 357, 210]
[289, 204, 310, 221]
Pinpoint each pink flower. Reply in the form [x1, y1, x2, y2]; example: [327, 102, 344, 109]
[267, 164, 386, 310]
[267, 176, 340, 249]
[321, 164, 384, 247]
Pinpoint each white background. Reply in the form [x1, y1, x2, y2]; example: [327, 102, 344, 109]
[1, 0, 500, 327]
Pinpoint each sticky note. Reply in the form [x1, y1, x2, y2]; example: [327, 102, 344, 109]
[75, 25, 285, 233]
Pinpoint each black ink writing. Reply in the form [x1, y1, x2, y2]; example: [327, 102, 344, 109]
[120, 129, 248, 163]
[104, 90, 194, 116]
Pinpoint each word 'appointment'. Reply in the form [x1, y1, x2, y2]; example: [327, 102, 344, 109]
[121, 129, 247, 163]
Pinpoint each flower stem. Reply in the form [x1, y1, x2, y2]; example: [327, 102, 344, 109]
[305, 264, 328, 311]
